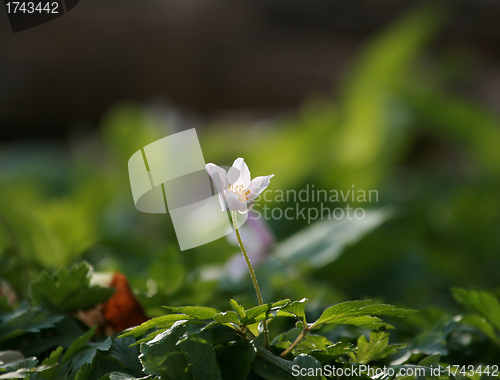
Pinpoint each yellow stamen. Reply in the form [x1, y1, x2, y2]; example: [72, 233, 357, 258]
[227, 183, 250, 202]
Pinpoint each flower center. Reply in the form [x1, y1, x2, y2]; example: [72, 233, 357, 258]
[227, 183, 250, 202]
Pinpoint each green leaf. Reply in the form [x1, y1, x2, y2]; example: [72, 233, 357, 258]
[307, 343, 354, 365]
[176, 321, 215, 345]
[460, 314, 500, 344]
[105, 336, 144, 378]
[119, 314, 194, 338]
[356, 304, 419, 317]
[241, 304, 272, 325]
[251, 349, 295, 380]
[418, 354, 441, 366]
[292, 354, 322, 380]
[281, 299, 308, 325]
[109, 374, 154, 380]
[131, 328, 170, 347]
[62, 326, 97, 364]
[229, 300, 245, 319]
[140, 321, 222, 380]
[348, 331, 404, 364]
[452, 288, 500, 333]
[271, 300, 291, 308]
[296, 335, 334, 351]
[216, 339, 256, 380]
[273, 210, 392, 268]
[74, 363, 90, 380]
[162, 306, 220, 320]
[179, 328, 223, 380]
[311, 300, 416, 330]
[272, 328, 302, 345]
[0, 310, 63, 342]
[71, 337, 112, 371]
[329, 316, 392, 330]
[245, 323, 260, 338]
[213, 312, 240, 325]
[210, 324, 244, 346]
[29, 263, 114, 313]
[140, 324, 190, 380]
[312, 300, 371, 328]
[37, 346, 63, 380]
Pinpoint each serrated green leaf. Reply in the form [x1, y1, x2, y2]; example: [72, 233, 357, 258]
[29, 263, 114, 313]
[460, 314, 500, 344]
[272, 328, 302, 345]
[307, 343, 354, 365]
[281, 299, 308, 325]
[131, 328, 170, 347]
[271, 300, 291, 308]
[297, 335, 334, 351]
[452, 288, 500, 333]
[213, 312, 239, 325]
[75, 363, 90, 380]
[241, 304, 272, 325]
[38, 346, 63, 380]
[162, 306, 220, 320]
[216, 339, 256, 380]
[245, 323, 260, 338]
[179, 328, 223, 380]
[312, 300, 371, 328]
[62, 326, 97, 364]
[311, 300, 416, 330]
[229, 300, 245, 319]
[251, 349, 295, 380]
[356, 304, 418, 317]
[119, 314, 194, 338]
[139, 322, 189, 380]
[348, 331, 404, 364]
[176, 321, 214, 344]
[209, 325, 243, 346]
[329, 316, 392, 330]
[0, 310, 64, 342]
[140, 321, 222, 380]
[70, 337, 112, 370]
[104, 336, 144, 378]
[418, 354, 441, 366]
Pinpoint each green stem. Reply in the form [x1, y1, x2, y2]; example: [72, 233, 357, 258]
[279, 327, 309, 358]
[231, 211, 270, 349]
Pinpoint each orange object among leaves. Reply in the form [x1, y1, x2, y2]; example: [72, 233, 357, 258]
[102, 272, 148, 334]
[77, 272, 148, 335]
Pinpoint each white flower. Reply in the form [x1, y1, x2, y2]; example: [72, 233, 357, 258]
[206, 158, 274, 213]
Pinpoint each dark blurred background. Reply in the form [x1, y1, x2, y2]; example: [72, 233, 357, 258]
[2, 0, 500, 141]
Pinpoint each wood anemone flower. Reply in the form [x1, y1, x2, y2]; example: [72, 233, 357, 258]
[206, 157, 274, 213]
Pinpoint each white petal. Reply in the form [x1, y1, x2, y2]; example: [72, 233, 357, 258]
[225, 190, 248, 212]
[206, 164, 228, 188]
[217, 193, 228, 212]
[227, 158, 251, 188]
[247, 174, 274, 201]
[206, 163, 228, 211]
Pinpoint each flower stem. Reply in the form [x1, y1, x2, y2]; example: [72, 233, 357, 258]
[279, 327, 309, 358]
[231, 211, 270, 349]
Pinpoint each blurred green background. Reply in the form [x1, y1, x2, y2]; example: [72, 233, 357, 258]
[1, 3, 500, 321]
